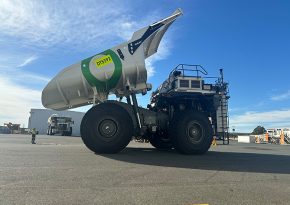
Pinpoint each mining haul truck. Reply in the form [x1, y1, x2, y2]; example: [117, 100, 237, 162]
[41, 9, 229, 154]
[47, 114, 73, 136]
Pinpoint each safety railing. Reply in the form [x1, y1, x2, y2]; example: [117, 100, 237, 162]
[169, 64, 208, 78]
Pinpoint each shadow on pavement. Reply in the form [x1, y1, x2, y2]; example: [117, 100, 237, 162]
[101, 147, 290, 174]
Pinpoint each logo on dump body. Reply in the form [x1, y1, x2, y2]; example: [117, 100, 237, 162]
[95, 55, 113, 68]
[81, 49, 122, 91]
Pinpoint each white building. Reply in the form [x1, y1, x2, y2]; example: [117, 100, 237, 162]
[28, 109, 85, 136]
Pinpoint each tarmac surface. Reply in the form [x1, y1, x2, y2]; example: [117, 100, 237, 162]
[0, 134, 290, 205]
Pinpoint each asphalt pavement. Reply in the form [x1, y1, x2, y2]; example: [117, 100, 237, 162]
[0, 134, 290, 205]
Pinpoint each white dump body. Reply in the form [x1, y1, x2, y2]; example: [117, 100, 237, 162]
[42, 9, 182, 110]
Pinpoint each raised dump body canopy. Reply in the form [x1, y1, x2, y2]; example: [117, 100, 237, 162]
[42, 9, 183, 110]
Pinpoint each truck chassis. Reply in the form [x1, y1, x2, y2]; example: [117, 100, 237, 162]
[80, 64, 229, 154]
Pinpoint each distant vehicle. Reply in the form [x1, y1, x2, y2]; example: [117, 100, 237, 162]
[267, 128, 290, 144]
[0, 126, 11, 134]
[47, 114, 73, 136]
[267, 128, 283, 138]
[4, 122, 20, 134]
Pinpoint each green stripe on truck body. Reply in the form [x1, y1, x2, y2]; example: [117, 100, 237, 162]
[81, 49, 122, 91]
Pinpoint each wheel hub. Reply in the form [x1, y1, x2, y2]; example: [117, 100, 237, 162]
[98, 119, 117, 139]
[187, 122, 203, 143]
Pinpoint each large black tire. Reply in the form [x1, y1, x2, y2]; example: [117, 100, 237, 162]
[81, 103, 133, 154]
[170, 111, 213, 155]
[149, 131, 173, 149]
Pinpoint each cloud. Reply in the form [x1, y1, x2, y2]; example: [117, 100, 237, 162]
[0, 75, 43, 126]
[0, 0, 175, 78]
[0, 50, 38, 70]
[16, 55, 38, 67]
[0, 52, 49, 85]
[145, 39, 171, 78]
[270, 90, 290, 101]
[0, 52, 50, 126]
[0, 0, 142, 49]
[230, 109, 290, 132]
[0, 52, 48, 127]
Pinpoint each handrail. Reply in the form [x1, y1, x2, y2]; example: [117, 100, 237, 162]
[169, 64, 208, 77]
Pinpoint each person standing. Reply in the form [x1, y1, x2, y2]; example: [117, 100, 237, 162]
[31, 128, 37, 144]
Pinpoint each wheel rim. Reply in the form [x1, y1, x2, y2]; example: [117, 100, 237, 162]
[98, 119, 118, 141]
[187, 121, 203, 144]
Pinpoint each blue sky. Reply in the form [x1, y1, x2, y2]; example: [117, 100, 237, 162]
[1, 0, 290, 132]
